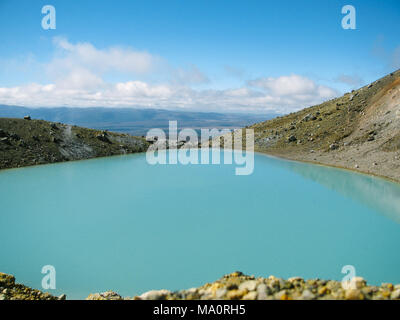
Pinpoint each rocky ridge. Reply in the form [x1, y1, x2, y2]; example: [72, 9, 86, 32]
[86, 271, 400, 300]
[211, 69, 400, 182]
[0, 118, 149, 170]
[3, 271, 399, 300]
[0, 272, 64, 300]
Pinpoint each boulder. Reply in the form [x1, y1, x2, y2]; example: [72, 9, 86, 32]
[96, 133, 111, 143]
[139, 289, 171, 300]
[0, 137, 11, 145]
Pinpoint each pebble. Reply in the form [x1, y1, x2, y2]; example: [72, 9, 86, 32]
[256, 283, 269, 300]
[345, 289, 363, 300]
[300, 289, 315, 300]
[350, 277, 366, 289]
[390, 289, 400, 299]
[139, 289, 171, 300]
[242, 291, 258, 300]
[238, 280, 258, 292]
[275, 290, 289, 300]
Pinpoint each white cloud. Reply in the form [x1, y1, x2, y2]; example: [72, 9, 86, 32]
[248, 74, 335, 97]
[50, 37, 157, 75]
[55, 68, 105, 90]
[0, 39, 339, 113]
[0, 77, 337, 113]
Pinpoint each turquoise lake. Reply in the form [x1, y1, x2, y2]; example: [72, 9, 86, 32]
[1, 150, 400, 299]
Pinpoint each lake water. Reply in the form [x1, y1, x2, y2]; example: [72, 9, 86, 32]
[1, 151, 400, 299]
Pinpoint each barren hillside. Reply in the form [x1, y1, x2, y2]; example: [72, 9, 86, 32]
[0, 118, 149, 170]
[245, 69, 400, 182]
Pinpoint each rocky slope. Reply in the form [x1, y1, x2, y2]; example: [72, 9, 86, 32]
[2, 271, 399, 300]
[0, 118, 149, 170]
[87, 271, 400, 300]
[0, 272, 64, 300]
[225, 69, 400, 182]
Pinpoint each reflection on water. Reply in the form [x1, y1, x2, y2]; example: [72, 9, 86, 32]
[267, 155, 400, 224]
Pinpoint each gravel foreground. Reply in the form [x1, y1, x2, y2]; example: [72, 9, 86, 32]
[2, 271, 400, 300]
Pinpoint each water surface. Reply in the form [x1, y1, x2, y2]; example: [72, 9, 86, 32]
[0, 151, 399, 299]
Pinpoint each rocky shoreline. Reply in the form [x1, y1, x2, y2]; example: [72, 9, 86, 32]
[2, 271, 400, 300]
[0, 118, 149, 171]
[215, 69, 400, 184]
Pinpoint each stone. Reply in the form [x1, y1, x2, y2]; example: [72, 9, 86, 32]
[239, 280, 258, 292]
[139, 289, 171, 300]
[390, 289, 400, 300]
[242, 291, 258, 300]
[58, 294, 67, 300]
[300, 289, 315, 300]
[345, 289, 363, 300]
[318, 286, 328, 296]
[96, 133, 111, 143]
[215, 288, 227, 299]
[275, 290, 289, 300]
[256, 283, 269, 300]
[226, 289, 246, 300]
[287, 135, 297, 142]
[10, 133, 20, 140]
[329, 143, 339, 150]
[288, 276, 304, 282]
[350, 277, 366, 289]
[381, 283, 394, 290]
[0, 137, 10, 145]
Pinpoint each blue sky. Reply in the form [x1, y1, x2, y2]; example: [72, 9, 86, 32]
[0, 0, 399, 113]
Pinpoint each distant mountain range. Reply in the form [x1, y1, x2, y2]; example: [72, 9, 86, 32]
[0, 105, 273, 136]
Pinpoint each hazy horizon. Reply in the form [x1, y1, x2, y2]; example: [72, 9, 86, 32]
[0, 0, 399, 114]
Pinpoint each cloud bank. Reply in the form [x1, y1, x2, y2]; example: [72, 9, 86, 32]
[0, 39, 338, 114]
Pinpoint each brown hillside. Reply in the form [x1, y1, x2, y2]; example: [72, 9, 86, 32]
[209, 70, 400, 182]
[248, 69, 400, 182]
[0, 118, 149, 170]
